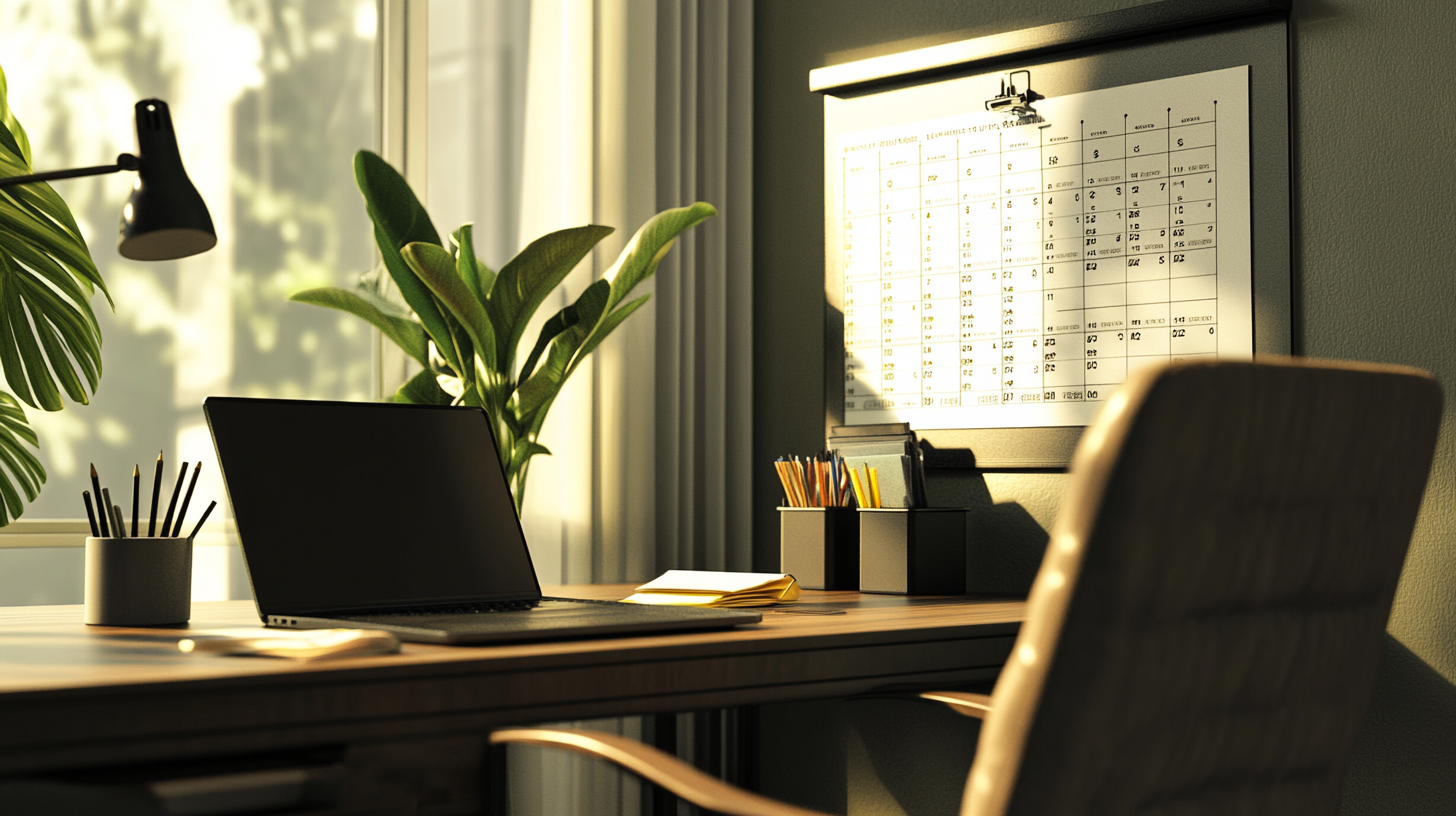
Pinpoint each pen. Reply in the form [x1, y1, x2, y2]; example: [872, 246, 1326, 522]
[149, 451, 164, 536]
[90, 464, 110, 537]
[172, 462, 201, 538]
[83, 491, 100, 537]
[131, 465, 139, 537]
[160, 462, 187, 537]
[187, 500, 217, 541]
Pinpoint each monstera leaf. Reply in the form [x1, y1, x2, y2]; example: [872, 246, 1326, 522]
[0, 64, 112, 524]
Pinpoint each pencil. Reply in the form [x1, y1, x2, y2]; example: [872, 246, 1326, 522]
[868, 467, 881, 509]
[776, 461, 797, 507]
[130, 465, 139, 537]
[101, 487, 115, 536]
[160, 462, 187, 537]
[90, 464, 109, 537]
[149, 451, 164, 536]
[187, 500, 217, 541]
[172, 462, 202, 538]
[83, 491, 100, 537]
[848, 468, 867, 508]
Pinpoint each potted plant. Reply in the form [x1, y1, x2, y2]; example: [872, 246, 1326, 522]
[0, 64, 111, 525]
[292, 151, 714, 510]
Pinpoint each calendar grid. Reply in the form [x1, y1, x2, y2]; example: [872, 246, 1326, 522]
[840, 68, 1247, 430]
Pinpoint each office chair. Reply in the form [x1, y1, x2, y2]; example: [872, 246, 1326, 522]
[493, 357, 1443, 816]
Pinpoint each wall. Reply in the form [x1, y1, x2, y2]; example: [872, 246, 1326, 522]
[752, 0, 1456, 813]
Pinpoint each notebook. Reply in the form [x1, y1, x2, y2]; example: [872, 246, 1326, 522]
[203, 397, 761, 644]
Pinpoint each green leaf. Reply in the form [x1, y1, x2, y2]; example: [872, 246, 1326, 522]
[0, 65, 104, 525]
[570, 293, 651, 373]
[518, 298, 583, 384]
[452, 225, 486, 302]
[353, 151, 456, 369]
[0, 390, 43, 526]
[390, 368, 454, 405]
[513, 280, 610, 424]
[489, 224, 612, 374]
[354, 150, 440, 248]
[291, 286, 429, 368]
[400, 242, 498, 382]
[508, 440, 552, 477]
[600, 202, 715, 316]
[567, 202, 714, 374]
[0, 64, 32, 166]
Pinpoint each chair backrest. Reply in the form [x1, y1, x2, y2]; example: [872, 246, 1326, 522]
[962, 358, 1442, 816]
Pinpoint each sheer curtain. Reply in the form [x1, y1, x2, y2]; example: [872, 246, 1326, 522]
[518, 0, 753, 586]
[506, 1, 753, 812]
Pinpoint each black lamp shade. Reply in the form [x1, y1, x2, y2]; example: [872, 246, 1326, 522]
[118, 100, 217, 261]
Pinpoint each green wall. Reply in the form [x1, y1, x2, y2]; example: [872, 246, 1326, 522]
[751, 1, 1456, 812]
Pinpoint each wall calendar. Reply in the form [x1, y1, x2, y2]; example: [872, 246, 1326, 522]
[835, 66, 1252, 431]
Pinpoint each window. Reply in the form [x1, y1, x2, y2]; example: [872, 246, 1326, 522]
[0, 0, 377, 604]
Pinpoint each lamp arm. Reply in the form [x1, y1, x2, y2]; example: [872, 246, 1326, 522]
[0, 153, 140, 189]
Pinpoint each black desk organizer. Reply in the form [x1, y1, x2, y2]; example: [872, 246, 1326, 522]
[858, 508, 966, 595]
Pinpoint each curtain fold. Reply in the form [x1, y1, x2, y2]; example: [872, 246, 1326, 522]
[648, 0, 754, 577]
[521, 0, 753, 585]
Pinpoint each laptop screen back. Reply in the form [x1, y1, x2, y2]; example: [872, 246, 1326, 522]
[205, 398, 541, 614]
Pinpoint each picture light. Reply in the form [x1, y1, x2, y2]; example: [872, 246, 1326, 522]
[0, 99, 216, 261]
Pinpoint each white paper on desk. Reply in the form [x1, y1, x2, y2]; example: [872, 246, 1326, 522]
[624, 570, 801, 607]
[177, 628, 401, 660]
[635, 570, 790, 594]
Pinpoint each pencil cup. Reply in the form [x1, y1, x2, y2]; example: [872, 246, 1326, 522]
[858, 508, 966, 595]
[84, 537, 193, 626]
[779, 507, 859, 590]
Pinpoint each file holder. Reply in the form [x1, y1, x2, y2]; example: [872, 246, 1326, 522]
[779, 507, 859, 590]
[858, 508, 966, 595]
[85, 537, 193, 626]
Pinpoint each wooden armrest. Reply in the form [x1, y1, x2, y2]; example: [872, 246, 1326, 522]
[918, 691, 993, 719]
[490, 728, 833, 816]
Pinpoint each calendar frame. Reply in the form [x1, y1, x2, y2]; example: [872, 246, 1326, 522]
[814, 0, 1292, 469]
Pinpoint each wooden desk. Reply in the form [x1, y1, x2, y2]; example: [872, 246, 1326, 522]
[0, 587, 1022, 813]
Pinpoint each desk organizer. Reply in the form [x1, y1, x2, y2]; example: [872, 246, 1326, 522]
[84, 537, 192, 626]
[779, 507, 859, 590]
[858, 508, 966, 595]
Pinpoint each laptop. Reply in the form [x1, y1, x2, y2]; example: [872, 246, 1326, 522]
[203, 397, 761, 644]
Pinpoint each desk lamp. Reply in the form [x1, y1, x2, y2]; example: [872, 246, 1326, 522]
[0, 99, 216, 261]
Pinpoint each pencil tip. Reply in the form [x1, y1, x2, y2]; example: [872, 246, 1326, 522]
[90, 463, 97, 477]
[157, 450, 164, 460]
[133, 465, 139, 476]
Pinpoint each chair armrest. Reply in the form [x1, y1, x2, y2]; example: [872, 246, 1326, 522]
[918, 691, 993, 719]
[490, 728, 833, 816]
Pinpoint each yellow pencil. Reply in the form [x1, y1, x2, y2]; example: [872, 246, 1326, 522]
[848, 468, 867, 508]
[868, 467, 881, 509]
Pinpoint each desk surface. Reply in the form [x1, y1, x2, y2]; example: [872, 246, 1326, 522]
[0, 586, 1023, 776]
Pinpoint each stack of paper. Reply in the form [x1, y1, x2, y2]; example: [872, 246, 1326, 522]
[178, 628, 401, 660]
[622, 571, 801, 608]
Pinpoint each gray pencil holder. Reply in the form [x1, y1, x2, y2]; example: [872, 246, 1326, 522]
[859, 508, 967, 595]
[84, 537, 193, 626]
[779, 507, 859, 590]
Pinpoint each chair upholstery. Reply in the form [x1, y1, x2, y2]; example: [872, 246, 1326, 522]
[491, 357, 1442, 816]
[967, 357, 1442, 816]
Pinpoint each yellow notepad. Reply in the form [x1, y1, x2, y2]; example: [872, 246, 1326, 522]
[177, 628, 401, 660]
[622, 570, 801, 608]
